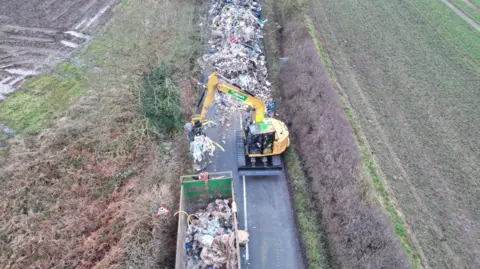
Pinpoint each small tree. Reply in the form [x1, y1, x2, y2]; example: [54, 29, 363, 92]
[141, 66, 184, 135]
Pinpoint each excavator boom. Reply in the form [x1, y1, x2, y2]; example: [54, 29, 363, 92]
[194, 72, 265, 125]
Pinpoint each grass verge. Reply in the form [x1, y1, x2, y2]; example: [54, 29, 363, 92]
[263, 0, 280, 93]
[305, 15, 423, 269]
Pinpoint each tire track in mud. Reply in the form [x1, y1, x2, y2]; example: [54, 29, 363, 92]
[0, 0, 117, 100]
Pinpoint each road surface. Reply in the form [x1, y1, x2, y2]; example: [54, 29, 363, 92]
[203, 96, 305, 269]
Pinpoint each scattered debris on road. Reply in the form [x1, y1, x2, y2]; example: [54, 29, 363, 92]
[155, 206, 171, 216]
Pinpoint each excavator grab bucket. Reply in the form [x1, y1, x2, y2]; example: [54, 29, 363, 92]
[236, 130, 283, 176]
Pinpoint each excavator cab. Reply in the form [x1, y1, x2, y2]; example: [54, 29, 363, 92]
[237, 119, 288, 176]
[246, 123, 276, 155]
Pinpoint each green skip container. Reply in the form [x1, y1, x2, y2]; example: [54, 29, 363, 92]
[175, 171, 241, 269]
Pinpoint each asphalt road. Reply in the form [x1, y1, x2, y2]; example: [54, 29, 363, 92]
[204, 99, 304, 269]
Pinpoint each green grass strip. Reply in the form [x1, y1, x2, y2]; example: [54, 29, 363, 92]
[470, 0, 480, 8]
[285, 146, 329, 269]
[305, 15, 423, 269]
[0, 63, 85, 135]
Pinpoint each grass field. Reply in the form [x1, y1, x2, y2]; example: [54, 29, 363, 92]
[470, 0, 480, 7]
[0, 63, 86, 135]
[448, 0, 480, 23]
[310, 0, 480, 268]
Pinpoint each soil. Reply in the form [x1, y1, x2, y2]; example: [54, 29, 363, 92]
[0, 0, 116, 99]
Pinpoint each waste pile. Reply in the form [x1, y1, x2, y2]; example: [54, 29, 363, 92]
[201, 0, 273, 107]
[188, 0, 273, 170]
[185, 199, 245, 269]
[188, 132, 216, 171]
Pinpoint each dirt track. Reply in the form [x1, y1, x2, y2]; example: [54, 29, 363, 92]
[442, 0, 480, 30]
[465, 0, 480, 13]
[0, 0, 117, 99]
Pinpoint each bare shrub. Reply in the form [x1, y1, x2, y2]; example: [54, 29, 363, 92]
[0, 78, 189, 269]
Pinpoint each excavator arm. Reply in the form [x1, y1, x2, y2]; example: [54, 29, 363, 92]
[190, 72, 289, 176]
[192, 72, 266, 125]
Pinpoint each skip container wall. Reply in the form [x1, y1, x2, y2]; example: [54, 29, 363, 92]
[175, 171, 241, 269]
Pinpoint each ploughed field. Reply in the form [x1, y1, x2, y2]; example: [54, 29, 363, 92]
[0, 0, 116, 99]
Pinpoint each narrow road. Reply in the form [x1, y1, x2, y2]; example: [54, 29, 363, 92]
[442, 0, 480, 31]
[204, 97, 304, 269]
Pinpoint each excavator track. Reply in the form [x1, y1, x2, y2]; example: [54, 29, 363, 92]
[272, 155, 282, 167]
[236, 130, 246, 168]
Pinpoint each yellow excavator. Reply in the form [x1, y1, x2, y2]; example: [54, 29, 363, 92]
[190, 72, 290, 176]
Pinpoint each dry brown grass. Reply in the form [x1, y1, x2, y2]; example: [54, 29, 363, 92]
[0, 103, 190, 268]
[0, 0, 200, 267]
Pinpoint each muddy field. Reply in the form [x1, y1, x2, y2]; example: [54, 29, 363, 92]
[0, 0, 116, 99]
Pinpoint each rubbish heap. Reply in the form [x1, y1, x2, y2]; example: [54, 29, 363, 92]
[201, 0, 273, 107]
[189, 134, 216, 171]
[185, 199, 241, 269]
[188, 0, 273, 170]
[215, 91, 247, 124]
